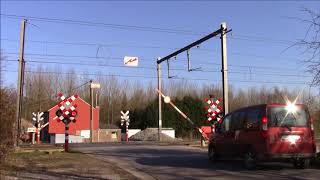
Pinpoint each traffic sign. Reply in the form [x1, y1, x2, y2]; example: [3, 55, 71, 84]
[27, 127, 36, 133]
[204, 97, 223, 122]
[54, 93, 78, 123]
[124, 56, 138, 66]
[90, 83, 101, 89]
[120, 110, 130, 142]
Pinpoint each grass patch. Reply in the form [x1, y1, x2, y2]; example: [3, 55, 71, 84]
[1, 150, 136, 179]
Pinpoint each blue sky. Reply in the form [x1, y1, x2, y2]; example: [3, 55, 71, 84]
[1, 1, 320, 93]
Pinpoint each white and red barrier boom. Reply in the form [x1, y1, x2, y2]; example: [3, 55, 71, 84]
[156, 89, 210, 140]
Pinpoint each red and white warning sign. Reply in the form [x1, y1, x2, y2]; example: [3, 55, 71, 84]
[54, 93, 78, 122]
[204, 97, 223, 122]
[124, 56, 139, 67]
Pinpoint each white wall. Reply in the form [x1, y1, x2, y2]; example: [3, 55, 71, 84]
[162, 129, 175, 138]
[51, 134, 84, 143]
[80, 130, 90, 138]
[128, 129, 141, 138]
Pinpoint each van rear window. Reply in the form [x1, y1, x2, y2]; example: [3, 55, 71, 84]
[267, 106, 309, 127]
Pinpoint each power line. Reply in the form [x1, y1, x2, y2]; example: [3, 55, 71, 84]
[0, 38, 179, 50]
[5, 49, 305, 66]
[229, 35, 294, 45]
[1, 14, 297, 44]
[5, 52, 124, 60]
[0, 14, 204, 36]
[1, 37, 295, 52]
[2, 38, 297, 62]
[2, 59, 311, 78]
[1, 69, 311, 85]
[23, 60, 311, 78]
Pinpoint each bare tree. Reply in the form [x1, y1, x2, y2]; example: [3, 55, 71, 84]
[0, 50, 6, 88]
[297, 8, 320, 85]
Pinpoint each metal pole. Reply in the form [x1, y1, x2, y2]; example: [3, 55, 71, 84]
[65, 122, 69, 152]
[157, 29, 223, 64]
[95, 93, 98, 107]
[126, 124, 128, 142]
[157, 61, 162, 141]
[15, 19, 26, 147]
[90, 80, 93, 143]
[37, 114, 40, 144]
[220, 22, 229, 115]
[38, 74, 41, 111]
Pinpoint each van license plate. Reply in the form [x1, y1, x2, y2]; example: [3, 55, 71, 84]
[281, 135, 300, 143]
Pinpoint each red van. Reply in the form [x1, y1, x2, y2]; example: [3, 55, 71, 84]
[208, 104, 316, 169]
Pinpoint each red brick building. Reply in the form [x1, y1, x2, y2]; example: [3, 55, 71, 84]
[48, 97, 99, 135]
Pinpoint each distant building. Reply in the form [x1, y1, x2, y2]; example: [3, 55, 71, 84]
[47, 96, 100, 143]
[27, 95, 122, 143]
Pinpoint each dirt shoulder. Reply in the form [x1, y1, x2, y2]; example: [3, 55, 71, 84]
[0, 151, 137, 180]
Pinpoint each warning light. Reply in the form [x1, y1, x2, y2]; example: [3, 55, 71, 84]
[164, 96, 171, 103]
[56, 109, 63, 117]
[71, 110, 78, 118]
[71, 111, 76, 116]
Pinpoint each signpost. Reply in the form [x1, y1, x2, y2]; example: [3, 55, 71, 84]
[89, 81, 100, 143]
[54, 93, 78, 152]
[120, 110, 130, 142]
[32, 112, 44, 144]
[124, 56, 139, 67]
[204, 96, 223, 123]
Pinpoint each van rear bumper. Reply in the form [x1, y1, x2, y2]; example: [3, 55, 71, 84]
[267, 153, 316, 160]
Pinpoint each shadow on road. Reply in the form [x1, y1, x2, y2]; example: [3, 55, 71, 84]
[76, 144, 320, 179]
[82, 146, 310, 171]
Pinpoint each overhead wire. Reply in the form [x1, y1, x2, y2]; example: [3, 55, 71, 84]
[0, 14, 204, 36]
[2, 54, 307, 72]
[1, 69, 311, 85]
[1, 14, 311, 87]
[1, 14, 297, 45]
[2, 59, 311, 78]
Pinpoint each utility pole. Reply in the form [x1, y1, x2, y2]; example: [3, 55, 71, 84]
[38, 74, 41, 111]
[89, 80, 93, 143]
[157, 60, 162, 142]
[89, 81, 100, 143]
[220, 22, 229, 115]
[15, 19, 26, 147]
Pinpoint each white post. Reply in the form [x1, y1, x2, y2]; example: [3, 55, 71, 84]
[157, 61, 162, 141]
[221, 22, 229, 115]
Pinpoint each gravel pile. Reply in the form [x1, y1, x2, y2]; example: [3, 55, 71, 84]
[129, 128, 180, 142]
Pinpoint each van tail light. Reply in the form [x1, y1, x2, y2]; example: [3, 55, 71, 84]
[261, 117, 268, 131]
[261, 117, 268, 138]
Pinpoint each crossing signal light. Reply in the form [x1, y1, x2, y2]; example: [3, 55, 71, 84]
[70, 110, 78, 118]
[56, 109, 63, 117]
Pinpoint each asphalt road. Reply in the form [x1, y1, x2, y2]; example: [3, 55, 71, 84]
[72, 143, 320, 180]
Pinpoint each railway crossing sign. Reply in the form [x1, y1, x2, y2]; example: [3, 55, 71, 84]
[121, 110, 130, 142]
[54, 93, 79, 123]
[54, 93, 79, 152]
[204, 97, 223, 123]
[32, 111, 45, 144]
[121, 111, 129, 123]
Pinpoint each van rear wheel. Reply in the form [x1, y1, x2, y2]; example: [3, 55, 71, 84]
[244, 150, 257, 170]
[293, 159, 310, 169]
